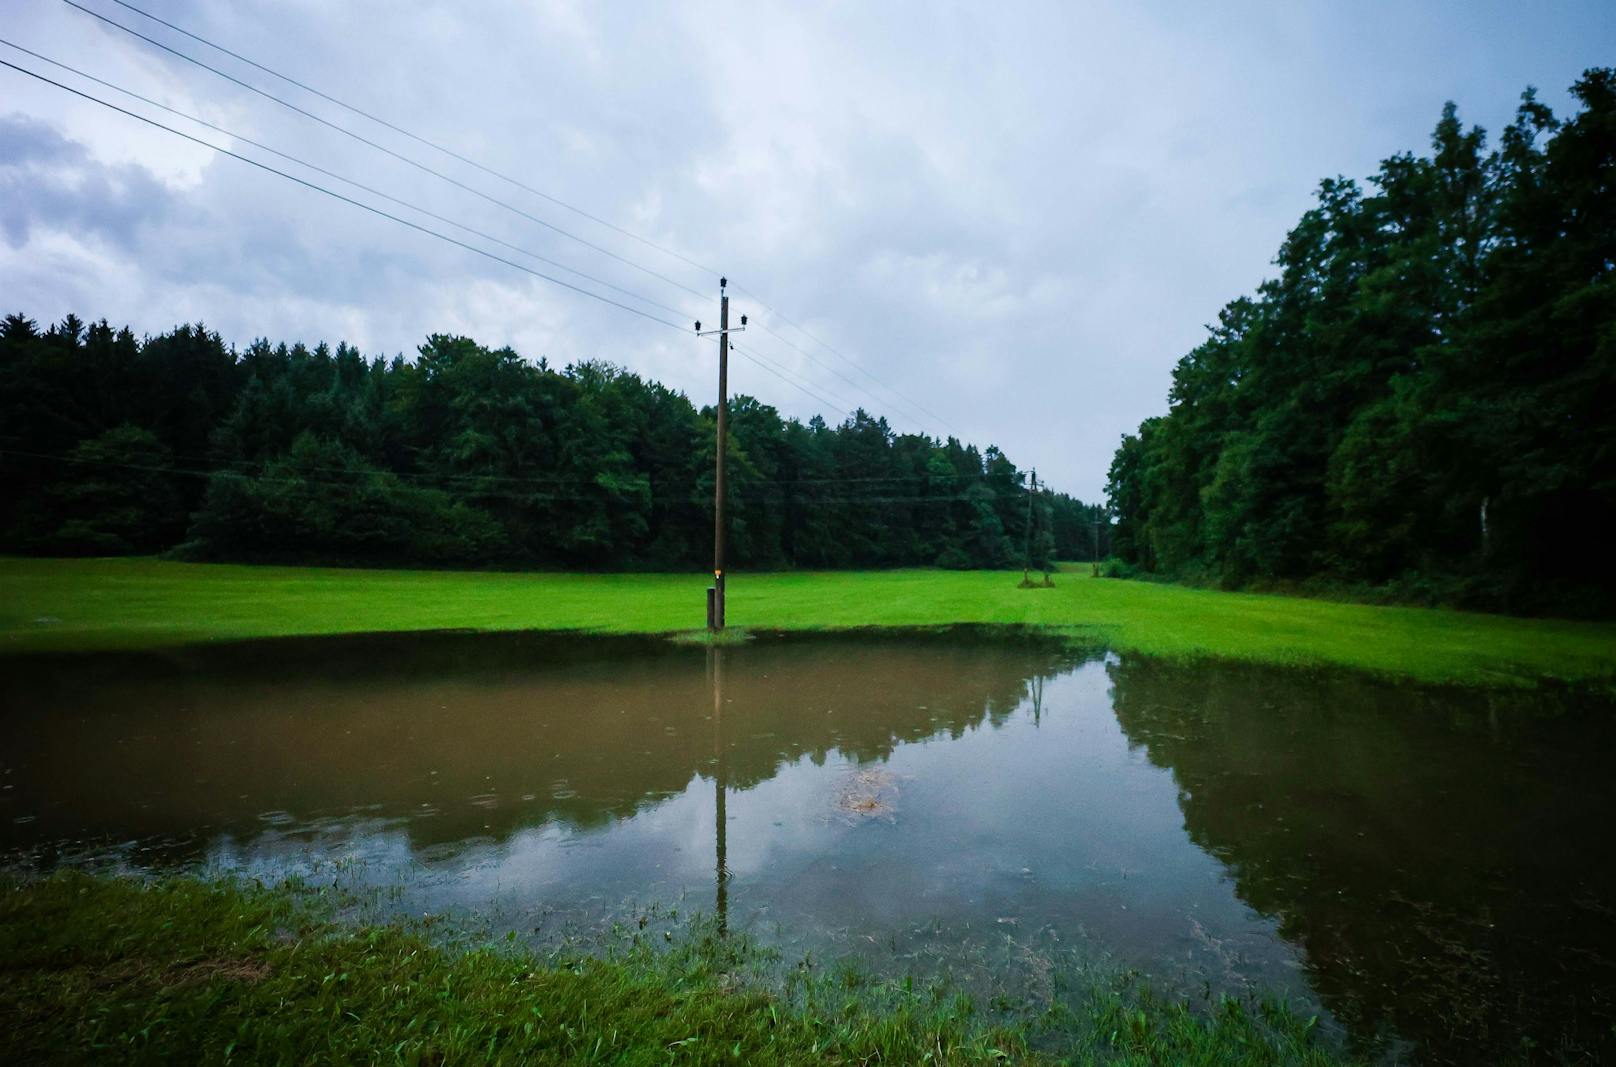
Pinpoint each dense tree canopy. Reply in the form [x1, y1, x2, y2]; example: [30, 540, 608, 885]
[0, 315, 1106, 570]
[1107, 70, 1616, 616]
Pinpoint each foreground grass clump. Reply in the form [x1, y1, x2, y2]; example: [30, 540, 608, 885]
[0, 872, 1350, 1065]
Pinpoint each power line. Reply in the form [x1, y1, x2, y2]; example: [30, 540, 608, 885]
[0, 57, 691, 334]
[61, 0, 711, 306]
[743, 318, 938, 431]
[742, 295, 965, 436]
[0, 56, 891, 440]
[728, 342, 859, 419]
[65, 0, 973, 443]
[103, 0, 729, 285]
[2, 448, 1031, 505]
[10, 431, 1038, 490]
[1, 40, 885, 431]
[3, 58, 1049, 496]
[0, 39, 692, 321]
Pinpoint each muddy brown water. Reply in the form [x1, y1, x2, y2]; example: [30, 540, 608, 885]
[2, 629, 1613, 1062]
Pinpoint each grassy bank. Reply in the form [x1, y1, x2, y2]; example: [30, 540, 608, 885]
[0, 871, 1348, 1066]
[2, 556, 1613, 688]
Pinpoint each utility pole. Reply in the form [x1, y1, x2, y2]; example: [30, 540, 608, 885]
[695, 279, 745, 631]
[1091, 517, 1103, 577]
[1023, 469, 1036, 584]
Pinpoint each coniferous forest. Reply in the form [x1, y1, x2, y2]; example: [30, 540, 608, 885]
[0, 317, 1103, 571]
[1106, 70, 1616, 616]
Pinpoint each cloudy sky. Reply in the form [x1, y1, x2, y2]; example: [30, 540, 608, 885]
[1, 1, 1610, 498]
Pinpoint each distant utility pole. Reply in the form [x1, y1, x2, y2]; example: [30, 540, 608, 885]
[695, 279, 745, 631]
[1090, 518, 1103, 577]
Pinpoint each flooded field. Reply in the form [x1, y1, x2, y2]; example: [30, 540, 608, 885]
[2, 629, 1613, 1062]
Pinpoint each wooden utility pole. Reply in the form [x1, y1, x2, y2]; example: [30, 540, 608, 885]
[696, 280, 744, 631]
[714, 285, 729, 630]
[1023, 469, 1036, 583]
[1091, 518, 1103, 577]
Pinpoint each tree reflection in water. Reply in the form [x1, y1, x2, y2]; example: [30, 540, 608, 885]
[1108, 657, 1616, 1062]
[0, 628, 1082, 860]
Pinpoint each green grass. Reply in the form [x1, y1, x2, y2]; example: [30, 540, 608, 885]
[2, 556, 1613, 689]
[0, 871, 1351, 1066]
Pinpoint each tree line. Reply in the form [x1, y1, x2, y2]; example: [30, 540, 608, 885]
[0, 315, 1108, 570]
[1106, 69, 1616, 616]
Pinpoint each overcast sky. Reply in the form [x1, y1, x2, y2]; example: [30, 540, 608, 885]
[2, 1, 1610, 498]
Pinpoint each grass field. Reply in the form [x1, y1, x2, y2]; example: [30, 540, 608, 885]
[3, 556, 1613, 688]
[0, 871, 1349, 1066]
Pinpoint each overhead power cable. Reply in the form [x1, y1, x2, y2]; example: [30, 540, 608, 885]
[745, 317, 940, 432]
[745, 299, 965, 437]
[64, 0, 972, 443]
[3, 449, 1033, 506]
[1, 53, 890, 433]
[0, 58, 689, 333]
[104, 0, 729, 285]
[0, 40, 690, 321]
[4, 37, 875, 426]
[728, 343, 858, 419]
[61, 0, 711, 306]
[2, 54, 884, 432]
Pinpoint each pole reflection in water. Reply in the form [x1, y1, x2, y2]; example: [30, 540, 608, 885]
[708, 645, 729, 935]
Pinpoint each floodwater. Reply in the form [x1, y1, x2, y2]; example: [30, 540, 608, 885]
[2, 629, 1613, 1063]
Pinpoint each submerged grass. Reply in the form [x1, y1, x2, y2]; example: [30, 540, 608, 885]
[0, 871, 1351, 1065]
[3, 556, 1613, 688]
[665, 626, 756, 647]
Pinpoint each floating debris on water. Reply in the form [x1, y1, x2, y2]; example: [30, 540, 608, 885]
[832, 767, 900, 823]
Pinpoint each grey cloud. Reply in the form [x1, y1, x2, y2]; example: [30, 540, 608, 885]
[0, 112, 176, 249]
[0, 112, 84, 164]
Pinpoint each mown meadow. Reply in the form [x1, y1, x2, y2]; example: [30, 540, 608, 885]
[4, 556, 1613, 689]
